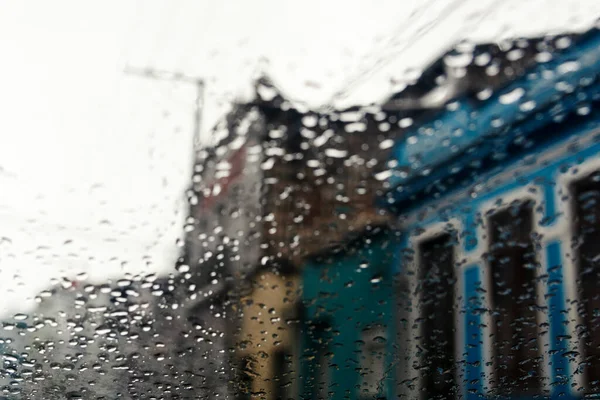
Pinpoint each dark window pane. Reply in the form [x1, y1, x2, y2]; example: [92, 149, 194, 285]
[572, 171, 600, 393]
[394, 273, 412, 399]
[304, 319, 330, 400]
[314, 348, 330, 400]
[273, 349, 295, 400]
[237, 356, 255, 400]
[418, 233, 457, 400]
[488, 201, 541, 395]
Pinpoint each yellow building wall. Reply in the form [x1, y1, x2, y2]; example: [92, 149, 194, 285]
[236, 269, 300, 399]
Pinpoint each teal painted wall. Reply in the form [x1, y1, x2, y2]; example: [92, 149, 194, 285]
[300, 230, 399, 400]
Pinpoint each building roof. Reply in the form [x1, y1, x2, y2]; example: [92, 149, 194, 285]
[383, 27, 600, 211]
[189, 29, 600, 261]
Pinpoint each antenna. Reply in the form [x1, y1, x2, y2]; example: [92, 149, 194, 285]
[124, 66, 205, 151]
[123, 66, 206, 263]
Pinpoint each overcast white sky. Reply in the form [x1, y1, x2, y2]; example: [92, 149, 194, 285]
[0, 0, 598, 316]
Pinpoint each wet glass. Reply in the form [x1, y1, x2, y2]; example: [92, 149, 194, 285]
[2, 2, 600, 400]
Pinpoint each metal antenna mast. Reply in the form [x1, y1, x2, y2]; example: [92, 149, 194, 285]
[124, 66, 205, 152]
[123, 66, 206, 263]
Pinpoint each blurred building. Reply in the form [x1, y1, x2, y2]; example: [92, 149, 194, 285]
[299, 29, 600, 400]
[180, 76, 405, 399]
[0, 29, 583, 400]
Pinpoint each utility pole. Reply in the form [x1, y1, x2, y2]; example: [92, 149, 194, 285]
[124, 66, 205, 153]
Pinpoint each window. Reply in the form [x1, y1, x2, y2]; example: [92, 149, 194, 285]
[316, 349, 330, 400]
[417, 233, 457, 400]
[273, 349, 295, 400]
[394, 273, 412, 398]
[488, 201, 541, 395]
[305, 319, 331, 400]
[359, 326, 387, 400]
[275, 302, 303, 400]
[4, 9, 594, 399]
[237, 356, 255, 400]
[572, 171, 600, 393]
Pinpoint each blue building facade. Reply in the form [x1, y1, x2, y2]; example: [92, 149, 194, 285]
[301, 27, 600, 400]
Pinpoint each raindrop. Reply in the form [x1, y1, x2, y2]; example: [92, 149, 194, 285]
[399, 117, 413, 128]
[379, 139, 394, 150]
[13, 314, 28, 321]
[372, 336, 387, 344]
[177, 264, 190, 273]
[499, 88, 525, 104]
